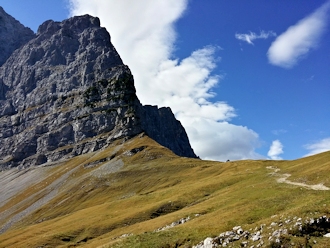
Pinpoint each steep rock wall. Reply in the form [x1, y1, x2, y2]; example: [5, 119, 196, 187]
[0, 13, 196, 170]
[0, 6, 35, 66]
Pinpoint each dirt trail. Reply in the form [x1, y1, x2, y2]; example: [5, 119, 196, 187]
[266, 166, 329, 191]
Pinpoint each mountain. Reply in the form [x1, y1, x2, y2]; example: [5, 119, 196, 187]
[1, 8, 330, 248]
[0, 6, 35, 66]
[0, 12, 196, 170]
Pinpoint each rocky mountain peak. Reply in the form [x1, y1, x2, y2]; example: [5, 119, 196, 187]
[37, 14, 101, 36]
[0, 10, 197, 170]
[0, 6, 35, 66]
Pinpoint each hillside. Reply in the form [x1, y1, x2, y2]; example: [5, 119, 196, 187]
[0, 135, 329, 247]
[0, 7, 329, 248]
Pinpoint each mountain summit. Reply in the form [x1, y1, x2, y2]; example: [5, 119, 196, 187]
[0, 12, 196, 170]
[0, 6, 35, 66]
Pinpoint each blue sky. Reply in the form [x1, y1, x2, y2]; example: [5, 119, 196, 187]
[0, 0, 329, 161]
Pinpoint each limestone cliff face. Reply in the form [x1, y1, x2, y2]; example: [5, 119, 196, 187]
[0, 7, 35, 66]
[139, 105, 197, 159]
[0, 12, 196, 169]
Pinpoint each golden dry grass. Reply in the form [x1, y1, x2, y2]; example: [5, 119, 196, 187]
[0, 135, 329, 247]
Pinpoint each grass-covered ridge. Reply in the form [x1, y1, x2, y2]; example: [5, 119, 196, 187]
[0, 135, 329, 247]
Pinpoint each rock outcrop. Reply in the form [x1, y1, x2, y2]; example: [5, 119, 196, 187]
[0, 7, 35, 66]
[193, 216, 330, 248]
[0, 11, 196, 170]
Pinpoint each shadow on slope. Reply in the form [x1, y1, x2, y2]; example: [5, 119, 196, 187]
[0, 136, 329, 248]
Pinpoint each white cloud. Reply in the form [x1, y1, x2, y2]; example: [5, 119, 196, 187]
[235, 30, 277, 45]
[304, 137, 330, 157]
[267, 1, 330, 68]
[183, 119, 263, 161]
[268, 140, 284, 160]
[68, 0, 262, 161]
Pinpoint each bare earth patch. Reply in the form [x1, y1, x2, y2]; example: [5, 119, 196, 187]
[266, 166, 330, 191]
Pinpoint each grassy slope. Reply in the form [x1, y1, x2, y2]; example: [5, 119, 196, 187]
[0, 135, 329, 247]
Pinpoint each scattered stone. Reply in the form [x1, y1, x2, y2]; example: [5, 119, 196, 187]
[251, 232, 261, 242]
[233, 226, 241, 232]
[241, 241, 248, 247]
[155, 216, 192, 232]
[193, 215, 330, 247]
[119, 233, 133, 238]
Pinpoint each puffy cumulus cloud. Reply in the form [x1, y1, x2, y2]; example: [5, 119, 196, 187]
[69, 0, 186, 77]
[267, 140, 284, 160]
[68, 0, 262, 161]
[304, 137, 330, 157]
[153, 46, 236, 122]
[267, 1, 330, 68]
[235, 30, 277, 45]
[182, 119, 262, 161]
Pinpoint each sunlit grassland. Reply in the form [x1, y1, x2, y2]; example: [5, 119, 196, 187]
[0, 135, 329, 247]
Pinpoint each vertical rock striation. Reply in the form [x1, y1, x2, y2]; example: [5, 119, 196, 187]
[0, 6, 35, 66]
[0, 11, 196, 170]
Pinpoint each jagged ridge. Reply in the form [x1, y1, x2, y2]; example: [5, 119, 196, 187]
[0, 11, 196, 169]
[0, 6, 35, 67]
